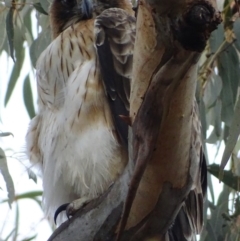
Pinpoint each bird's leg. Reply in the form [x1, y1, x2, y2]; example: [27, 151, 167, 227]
[54, 183, 115, 224]
[54, 196, 92, 224]
[66, 196, 92, 216]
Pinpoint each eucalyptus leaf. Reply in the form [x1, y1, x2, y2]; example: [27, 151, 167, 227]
[22, 234, 37, 241]
[38, 13, 50, 28]
[233, 18, 240, 51]
[0, 148, 15, 207]
[18, 7, 34, 46]
[206, 102, 222, 144]
[233, 155, 240, 177]
[223, 0, 233, 27]
[33, 2, 48, 15]
[232, 195, 240, 218]
[223, 125, 230, 143]
[1, 30, 10, 53]
[14, 25, 25, 60]
[39, 0, 50, 15]
[204, 185, 231, 241]
[220, 93, 240, 170]
[4, 229, 16, 241]
[17, 0, 26, 11]
[4, 27, 25, 106]
[0, 9, 7, 51]
[6, 7, 15, 61]
[31, 197, 42, 208]
[13, 203, 19, 241]
[203, 74, 222, 108]
[27, 168, 37, 183]
[218, 46, 240, 126]
[1, 191, 43, 203]
[213, 99, 222, 138]
[13, 191, 42, 200]
[206, 129, 219, 144]
[233, 19, 240, 51]
[23, 8, 34, 43]
[23, 75, 35, 119]
[208, 164, 240, 191]
[1, 193, 43, 215]
[216, 184, 230, 208]
[4, 59, 24, 106]
[204, 150, 215, 203]
[209, 23, 224, 53]
[199, 99, 207, 140]
[4, 0, 12, 8]
[232, 139, 240, 176]
[205, 221, 217, 241]
[228, 46, 240, 100]
[0, 132, 14, 137]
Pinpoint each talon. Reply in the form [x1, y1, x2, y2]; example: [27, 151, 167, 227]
[66, 202, 75, 217]
[54, 203, 70, 224]
[54, 197, 92, 224]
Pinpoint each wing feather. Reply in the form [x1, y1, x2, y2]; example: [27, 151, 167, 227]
[36, 20, 95, 111]
[94, 8, 136, 147]
[169, 106, 207, 241]
[169, 153, 206, 241]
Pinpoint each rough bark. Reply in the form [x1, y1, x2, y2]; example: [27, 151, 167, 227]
[48, 0, 221, 240]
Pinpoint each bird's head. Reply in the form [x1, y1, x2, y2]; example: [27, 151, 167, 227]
[50, 0, 133, 38]
[50, 0, 93, 38]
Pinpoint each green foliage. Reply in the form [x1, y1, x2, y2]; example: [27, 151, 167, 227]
[197, 1, 240, 239]
[0, 0, 51, 109]
[32, 2, 48, 15]
[0, 0, 50, 239]
[6, 7, 15, 62]
[208, 164, 240, 191]
[0, 148, 15, 207]
[23, 75, 35, 118]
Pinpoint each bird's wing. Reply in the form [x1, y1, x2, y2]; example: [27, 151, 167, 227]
[36, 38, 70, 111]
[35, 19, 95, 111]
[94, 8, 136, 146]
[169, 150, 207, 241]
[169, 101, 207, 241]
[26, 20, 96, 166]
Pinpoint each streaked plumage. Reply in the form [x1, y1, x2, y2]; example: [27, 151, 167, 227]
[26, 0, 135, 224]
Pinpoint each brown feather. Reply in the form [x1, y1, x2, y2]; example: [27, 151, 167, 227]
[95, 8, 136, 146]
[50, 0, 134, 39]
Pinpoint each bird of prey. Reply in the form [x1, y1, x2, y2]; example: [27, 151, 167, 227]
[26, 0, 207, 240]
[26, 0, 135, 224]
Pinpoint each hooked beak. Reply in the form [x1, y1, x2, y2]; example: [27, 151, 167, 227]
[81, 0, 93, 18]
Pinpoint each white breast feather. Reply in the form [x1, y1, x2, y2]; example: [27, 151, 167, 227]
[26, 23, 127, 222]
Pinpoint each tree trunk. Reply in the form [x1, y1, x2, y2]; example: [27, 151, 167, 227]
[48, 0, 221, 240]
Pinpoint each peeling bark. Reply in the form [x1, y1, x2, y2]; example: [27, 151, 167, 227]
[48, 0, 221, 240]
